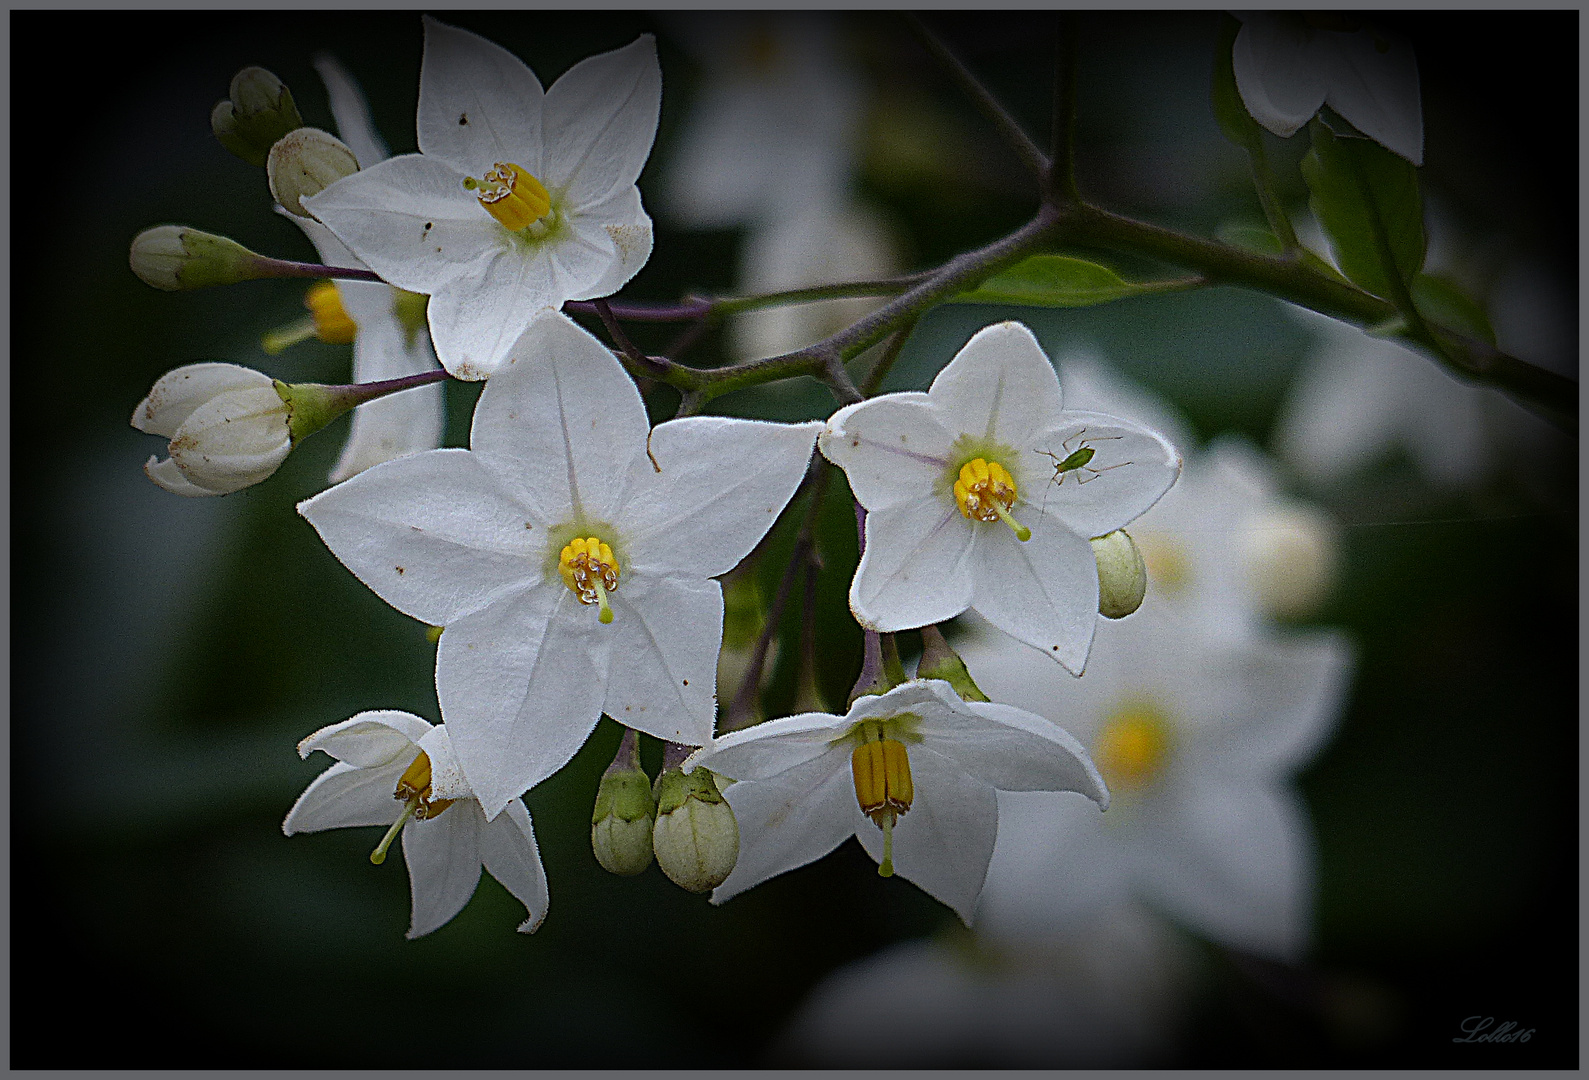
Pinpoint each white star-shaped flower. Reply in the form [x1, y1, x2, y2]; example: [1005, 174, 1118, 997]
[819, 321, 1181, 674]
[1232, 12, 1423, 165]
[299, 311, 821, 815]
[957, 608, 1353, 962]
[685, 678, 1109, 925]
[303, 17, 659, 380]
[283, 710, 549, 939]
[285, 54, 445, 483]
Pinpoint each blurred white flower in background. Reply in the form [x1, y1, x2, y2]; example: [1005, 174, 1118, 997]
[778, 902, 1196, 1067]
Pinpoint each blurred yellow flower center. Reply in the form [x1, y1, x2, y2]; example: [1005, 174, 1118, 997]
[1092, 704, 1173, 793]
[953, 458, 1030, 541]
[260, 280, 357, 354]
[464, 162, 552, 232]
[1134, 533, 1189, 595]
[851, 721, 915, 877]
[370, 750, 455, 865]
[560, 536, 620, 624]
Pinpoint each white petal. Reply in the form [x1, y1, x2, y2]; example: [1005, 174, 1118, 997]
[970, 519, 1098, 675]
[568, 184, 654, 301]
[143, 455, 217, 497]
[1321, 26, 1424, 166]
[1272, 334, 1404, 484]
[620, 416, 820, 578]
[1231, 14, 1329, 137]
[314, 53, 391, 168]
[436, 585, 609, 817]
[687, 710, 853, 782]
[849, 496, 976, 631]
[1026, 412, 1181, 540]
[711, 744, 860, 905]
[601, 575, 720, 747]
[916, 693, 1108, 807]
[297, 448, 544, 627]
[1183, 630, 1355, 779]
[416, 724, 471, 802]
[416, 16, 543, 176]
[401, 803, 484, 938]
[281, 760, 409, 834]
[977, 790, 1128, 940]
[303, 155, 502, 296]
[1132, 779, 1313, 963]
[470, 311, 649, 524]
[541, 35, 661, 209]
[330, 328, 447, 483]
[297, 710, 431, 766]
[854, 745, 998, 926]
[478, 798, 551, 932]
[819, 393, 955, 512]
[131, 362, 274, 438]
[167, 387, 292, 494]
[425, 247, 548, 380]
[927, 322, 1066, 451]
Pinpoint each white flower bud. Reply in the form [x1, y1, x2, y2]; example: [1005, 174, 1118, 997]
[268, 128, 360, 217]
[1245, 501, 1338, 619]
[591, 766, 656, 876]
[129, 226, 267, 291]
[652, 767, 738, 893]
[132, 364, 293, 497]
[1091, 529, 1148, 619]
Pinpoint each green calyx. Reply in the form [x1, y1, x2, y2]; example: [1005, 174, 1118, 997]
[916, 625, 990, 702]
[272, 380, 358, 444]
[592, 768, 656, 825]
[129, 226, 268, 292]
[212, 67, 304, 167]
[653, 766, 725, 816]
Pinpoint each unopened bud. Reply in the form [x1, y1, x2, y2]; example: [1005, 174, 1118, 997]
[592, 731, 656, 876]
[1245, 501, 1338, 619]
[132, 363, 293, 497]
[212, 66, 304, 167]
[1092, 530, 1148, 619]
[916, 624, 989, 702]
[129, 226, 267, 291]
[652, 767, 738, 893]
[268, 128, 360, 217]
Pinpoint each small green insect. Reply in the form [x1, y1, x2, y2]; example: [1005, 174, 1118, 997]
[1035, 429, 1129, 513]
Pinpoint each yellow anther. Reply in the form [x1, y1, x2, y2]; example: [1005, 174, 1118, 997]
[1093, 704, 1174, 794]
[463, 162, 551, 231]
[261, 280, 357, 354]
[393, 751, 454, 820]
[952, 457, 1029, 541]
[559, 537, 621, 622]
[851, 732, 914, 824]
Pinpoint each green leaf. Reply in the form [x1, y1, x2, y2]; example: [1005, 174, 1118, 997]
[1211, 14, 1265, 148]
[1412, 274, 1496, 345]
[954, 255, 1180, 308]
[1301, 116, 1426, 301]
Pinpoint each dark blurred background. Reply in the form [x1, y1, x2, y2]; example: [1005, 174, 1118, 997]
[11, 10, 1577, 1068]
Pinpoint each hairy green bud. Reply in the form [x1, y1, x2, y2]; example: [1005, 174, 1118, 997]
[212, 66, 304, 167]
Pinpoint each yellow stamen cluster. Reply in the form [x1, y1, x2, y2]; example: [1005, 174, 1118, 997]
[851, 724, 915, 877]
[953, 458, 1030, 541]
[559, 537, 620, 624]
[1092, 704, 1173, 794]
[370, 750, 455, 865]
[464, 162, 551, 231]
[306, 280, 357, 344]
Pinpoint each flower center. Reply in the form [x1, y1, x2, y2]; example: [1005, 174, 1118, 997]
[953, 458, 1030, 541]
[851, 721, 915, 877]
[463, 162, 552, 232]
[559, 537, 621, 624]
[260, 280, 357, 354]
[1092, 703, 1174, 794]
[1133, 532, 1188, 596]
[369, 751, 455, 865]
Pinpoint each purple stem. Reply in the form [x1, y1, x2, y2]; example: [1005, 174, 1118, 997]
[256, 257, 384, 283]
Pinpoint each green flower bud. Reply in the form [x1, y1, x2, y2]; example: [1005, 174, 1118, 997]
[129, 226, 267, 291]
[212, 66, 304, 167]
[591, 733, 656, 876]
[916, 624, 990, 702]
[1092, 529, 1148, 619]
[652, 767, 738, 893]
[267, 128, 360, 218]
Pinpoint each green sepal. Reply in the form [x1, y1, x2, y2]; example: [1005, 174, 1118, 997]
[653, 766, 724, 816]
[953, 256, 1184, 309]
[1301, 115, 1426, 301]
[917, 626, 990, 703]
[272, 380, 357, 444]
[592, 769, 656, 825]
[213, 67, 304, 167]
